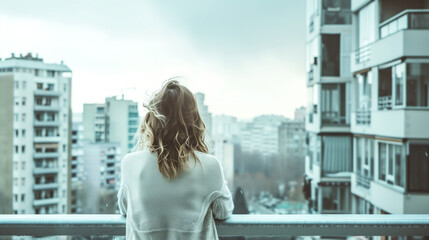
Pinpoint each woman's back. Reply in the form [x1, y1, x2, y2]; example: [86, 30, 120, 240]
[118, 149, 233, 240]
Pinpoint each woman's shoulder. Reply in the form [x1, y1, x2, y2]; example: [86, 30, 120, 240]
[194, 151, 223, 172]
[121, 149, 155, 167]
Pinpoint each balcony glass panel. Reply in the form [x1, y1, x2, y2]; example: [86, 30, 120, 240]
[406, 63, 429, 107]
[322, 135, 352, 175]
[394, 63, 405, 106]
[378, 67, 393, 110]
[321, 0, 351, 25]
[408, 144, 429, 192]
[380, 10, 429, 38]
[321, 34, 340, 76]
[321, 83, 347, 126]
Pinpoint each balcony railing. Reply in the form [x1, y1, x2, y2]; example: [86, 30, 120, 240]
[380, 9, 429, 39]
[355, 173, 372, 189]
[355, 109, 371, 125]
[1, 214, 429, 237]
[378, 96, 393, 110]
[355, 44, 371, 64]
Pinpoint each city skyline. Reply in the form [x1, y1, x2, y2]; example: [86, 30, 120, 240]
[0, 0, 307, 120]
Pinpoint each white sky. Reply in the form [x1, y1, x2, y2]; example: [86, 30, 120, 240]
[0, 0, 307, 120]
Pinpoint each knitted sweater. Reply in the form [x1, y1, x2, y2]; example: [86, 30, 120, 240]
[117, 149, 234, 240]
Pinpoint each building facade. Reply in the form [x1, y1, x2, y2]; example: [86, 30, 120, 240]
[305, 0, 353, 214]
[0, 53, 72, 214]
[83, 96, 139, 159]
[350, 0, 429, 214]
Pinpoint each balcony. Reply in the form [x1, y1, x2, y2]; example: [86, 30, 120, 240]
[34, 120, 60, 127]
[33, 89, 61, 97]
[378, 96, 392, 110]
[33, 183, 59, 190]
[33, 136, 61, 143]
[34, 105, 61, 112]
[33, 167, 59, 175]
[33, 198, 59, 207]
[380, 10, 429, 39]
[0, 214, 428, 237]
[355, 109, 371, 125]
[33, 152, 59, 159]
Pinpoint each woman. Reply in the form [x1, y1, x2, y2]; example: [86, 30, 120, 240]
[117, 80, 234, 240]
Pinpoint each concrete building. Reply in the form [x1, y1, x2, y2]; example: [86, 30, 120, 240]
[195, 92, 212, 138]
[305, 0, 353, 214]
[213, 138, 235, 191]
[240, 115, 287, 159]
[0, 53, 72, 214]
[349, 0, 429, 214]
[80, 140, 121, 213]
[70, 121, 84, 213]
[83, 96, 139, 159]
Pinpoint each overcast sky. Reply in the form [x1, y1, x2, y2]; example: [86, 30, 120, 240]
[0, 0, 306, 120]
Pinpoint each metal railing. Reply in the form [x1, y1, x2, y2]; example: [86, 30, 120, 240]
[355, 44, 372, 64]
[355, 109, 371, 125]
[1, 214, 429, 237]
[378, 96, 393, 110]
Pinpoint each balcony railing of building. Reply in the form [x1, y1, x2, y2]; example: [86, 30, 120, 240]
[1, 214, 429, 237]
[355, 109, 371, 125]
[380, 9, 429, 39]
[378, 96, 393, 110]
[355, 172, 372, 189]
[355, 44, 372, 64]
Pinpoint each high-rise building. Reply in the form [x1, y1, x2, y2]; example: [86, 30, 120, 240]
[195, 92, 212, 138]
[305, 0, 353, 214]
[80, 140, 121, 213]
[83, 96, 139, 159]
[70, 120, 84, 213]
[349, 0, 429, 214]
[0, 53, 72, 214]
[240, 115, 287, 159]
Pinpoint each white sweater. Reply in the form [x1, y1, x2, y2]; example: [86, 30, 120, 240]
[117, 149, 234, 240]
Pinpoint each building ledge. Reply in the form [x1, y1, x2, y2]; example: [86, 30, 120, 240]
[0, 214, 429, 237]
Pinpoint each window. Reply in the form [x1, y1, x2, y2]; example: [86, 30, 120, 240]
[22, 97, 26, 106]
[35, 69, 40, 76]
[96, 107, 105, 114]
[22, 129, 26, 137]
[14, 194, 18, 202]
[128, 120, 137, 125]
[322, 0, 351, 25]
[378, 142, 405, 188]
[21, 177, 25, 186]
[15, 81, 19, 89]
[21, 113, 26, 122]
[47, 70, 55, 77]
[63, 84, 67, 92]
[15, 113, 18, 122]
[45, 98, 51, 106]
[22, 81, 27, 89]
[37, 82, 43, 89]
[21, 146, 25, 154]
[47, 83, 54, 90]
[408, 144, 429, 192]
[356, 71, 372, 110]
[321, 84, 347, 125]
[36, 97, 43, 105]
[407, 63, 429, 107]
[321, 186, 350, 212]
[15, 145, 18, 154]
[393, 63, 405, 106]
[358, 2, 375, 48]
[321, 34, 340, 76]
[15, 129, 18, 137]
[322, 135, 352, 175]
[128, 112, 138, 118]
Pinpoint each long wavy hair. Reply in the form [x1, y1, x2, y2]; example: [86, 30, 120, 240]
[136, 80, 209, 181]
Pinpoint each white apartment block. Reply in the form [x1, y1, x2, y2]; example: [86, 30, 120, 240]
[240, 115, 287, 159]
[70, 121, 84, 213]
[83, 97, 139, 159]
[80, 140, 121, 214]
[0, 53, 72, 214]
[195, 92, 212, 138]
[305, 0, 353, 214]
[350, 0, 429, 214]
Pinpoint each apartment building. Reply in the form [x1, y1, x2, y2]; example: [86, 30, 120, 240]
[70, 121, 84, 213]
[195, 92, 212, 138]
[0, 53, 72, 214]
[350, 0, 429, 214]
[304, 0, 353, 214]
[83, 96, 139, 159]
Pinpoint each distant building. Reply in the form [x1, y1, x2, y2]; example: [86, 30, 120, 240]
[194, 92, 212, 138]
[83, 96, 139, 159]
[80, 140, 121, 214]
[70, 121, 84, 213]
[240, 115, 287, 159]
[212, 115, 239, 141]
[294, 106, 306, 122]
[0, 53, 72, 214]
[213, 138, 235, 191]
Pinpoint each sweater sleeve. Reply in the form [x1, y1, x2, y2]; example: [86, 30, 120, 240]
[117, 184, 128, 216]
[211, 181, 234, 220]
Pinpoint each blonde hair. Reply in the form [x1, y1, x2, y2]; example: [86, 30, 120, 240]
[136, 80, 209, 181]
